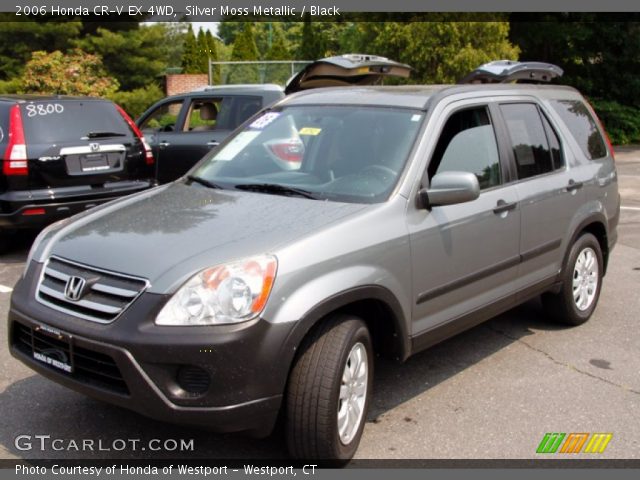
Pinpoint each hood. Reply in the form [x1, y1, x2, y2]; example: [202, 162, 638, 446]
[285, 54, 412, 95]
[47, 182, 367, 292]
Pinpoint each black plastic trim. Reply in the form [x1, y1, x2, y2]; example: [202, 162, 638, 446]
[417, 255, 520, 305]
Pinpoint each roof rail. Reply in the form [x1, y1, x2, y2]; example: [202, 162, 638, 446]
[458, 60, 563, 84]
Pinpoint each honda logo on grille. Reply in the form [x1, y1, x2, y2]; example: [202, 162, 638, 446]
[89, 143, 100, 152]
[64, 276, 87, 301]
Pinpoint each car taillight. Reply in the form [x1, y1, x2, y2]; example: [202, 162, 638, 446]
[115, 104, 155, 165]
[268, 140, 304, 163]
[3, 104, 28, 176]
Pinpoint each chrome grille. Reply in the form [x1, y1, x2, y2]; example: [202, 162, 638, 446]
[36, 257, 148, 323]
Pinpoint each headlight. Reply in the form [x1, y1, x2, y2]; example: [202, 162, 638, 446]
[156, 255, 277, 326]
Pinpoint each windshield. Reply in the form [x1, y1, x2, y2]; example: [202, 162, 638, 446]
[191, 105, 424, 203]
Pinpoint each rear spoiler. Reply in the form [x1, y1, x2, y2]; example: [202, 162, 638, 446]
[458, 60, 563, 84]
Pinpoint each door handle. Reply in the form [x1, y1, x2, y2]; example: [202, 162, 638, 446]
[158, 141, 171, 148]
[566, 179, 584, 192]
[206, 141, 220, 147]
[493, 199, 518, 215]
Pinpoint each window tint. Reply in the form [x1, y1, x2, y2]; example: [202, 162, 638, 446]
[185, 99, 223, 132]
[541, 112, 564, 170]
[22, 101, 131, 143]
[430, 107, 501, 190]
[550, 100, 607, 160]
[500, 103, 556, 180]
[139, 100, 183, 132]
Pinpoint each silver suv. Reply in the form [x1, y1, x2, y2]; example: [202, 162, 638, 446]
[8, 59, 619, 460]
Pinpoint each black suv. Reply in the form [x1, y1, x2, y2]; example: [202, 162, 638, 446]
[0, 95, 155, 250]
[137, 84, 284, 184]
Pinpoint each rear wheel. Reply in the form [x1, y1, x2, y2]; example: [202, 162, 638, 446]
[542, 233, 603, 325]
[286, 315, 373, 460]
[0, 230, 14, 254]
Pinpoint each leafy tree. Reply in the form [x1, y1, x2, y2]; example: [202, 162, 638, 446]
[227, 23, 260, 83]
[181, 24, 201, 74]
[109, 84, 164, 118]
[75, 24, 173, 90]
[206, 30, 222, 85]
[195, 28, 210, 73]
[298, 15, 327, 60]
[510, 16, 640, 108]
[348, 22, 519, 84]
[265, 28, 291, 85]
[0, 19, 82, 80]
[21, 48, 119, 96]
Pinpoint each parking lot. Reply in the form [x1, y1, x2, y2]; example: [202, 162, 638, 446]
[0, 149, 638, 461]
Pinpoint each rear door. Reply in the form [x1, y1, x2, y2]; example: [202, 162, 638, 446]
[497, 101, 583, 293]
[143, 95, 264, 184]
[23, 99, 149, 190]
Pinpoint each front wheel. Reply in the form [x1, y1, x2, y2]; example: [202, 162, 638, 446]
[286, 315, 373, 460]
[542, 233, 603, 325]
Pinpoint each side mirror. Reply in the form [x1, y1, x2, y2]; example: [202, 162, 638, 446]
[418, 171, 480, 209]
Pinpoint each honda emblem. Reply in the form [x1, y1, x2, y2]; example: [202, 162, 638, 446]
[89, 143, 100, 152]
[64, 276, 86, 301]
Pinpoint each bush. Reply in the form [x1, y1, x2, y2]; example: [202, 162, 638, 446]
[589, 98, 640, 145]
[0, 78, 21, 94]
[108, 84, 164, 120]
[22, 49, 119, 97]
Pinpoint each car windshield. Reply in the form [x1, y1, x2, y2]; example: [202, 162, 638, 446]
[191, 105, 424, 203]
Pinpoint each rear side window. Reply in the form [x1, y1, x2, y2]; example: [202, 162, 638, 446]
[550, 100, 607, 160]
[22, 101, 131, 144]
[500, 103, 563, 180]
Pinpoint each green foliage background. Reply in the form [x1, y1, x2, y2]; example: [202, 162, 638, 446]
[0, 16, 638, 143]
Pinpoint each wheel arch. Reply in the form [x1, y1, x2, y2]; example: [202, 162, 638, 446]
[566, 213, 610, 275]
[280, 285, 411, 366]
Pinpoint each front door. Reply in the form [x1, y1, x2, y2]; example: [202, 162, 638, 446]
[408, 104, 521, 334]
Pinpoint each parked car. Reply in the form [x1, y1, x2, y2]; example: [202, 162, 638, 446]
[8, 58, 619, 460]
[0, 95, 155, 252]
[137, 54, 413, 184]
[137, 84, 284, 184]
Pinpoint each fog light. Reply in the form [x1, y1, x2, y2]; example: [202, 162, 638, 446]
[176, 365, 210, 394]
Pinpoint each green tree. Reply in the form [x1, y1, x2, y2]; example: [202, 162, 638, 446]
[206, 30, 222, 85]
[75, 24, 173, 90]
[349, 22, 519, 84]
[21, 48, 119, 97]
[195, 29, 210, 73]
[264, 28, 291, 85]
[0, 19, 83, 80]
[298, 15, 326, 60]
[181, 24, 201, 74]
[510, 16, 640, 108]
[227, 23, 260, 83]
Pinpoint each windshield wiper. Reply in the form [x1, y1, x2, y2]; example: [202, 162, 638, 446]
[186, 175, 223, 189]
[234, 183, 317, 199]
[85, 131, 127, 139]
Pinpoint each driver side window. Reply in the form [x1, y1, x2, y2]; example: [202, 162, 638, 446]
[429, 106, 502, 190]
[139, 100, 184, 132]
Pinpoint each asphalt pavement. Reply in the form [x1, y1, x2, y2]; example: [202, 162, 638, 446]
[0, 149, 639, 460]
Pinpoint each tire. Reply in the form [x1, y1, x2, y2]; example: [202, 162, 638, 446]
[0, 231, 12, 254]
[286, 314, 373, 460]
[542, 233, 603, 326]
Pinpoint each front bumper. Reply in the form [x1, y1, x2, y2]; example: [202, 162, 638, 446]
[8, 263, 297, 435]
